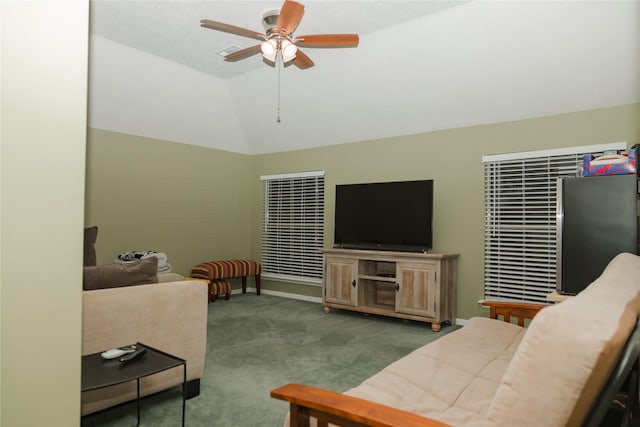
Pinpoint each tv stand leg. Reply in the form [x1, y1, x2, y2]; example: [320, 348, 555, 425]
[431, 322, 441, 332]
[323, 306, 331, 314]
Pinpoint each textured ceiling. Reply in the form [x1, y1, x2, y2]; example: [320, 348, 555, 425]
[90, 1, 465, 80]
[88, 1, 640, 154]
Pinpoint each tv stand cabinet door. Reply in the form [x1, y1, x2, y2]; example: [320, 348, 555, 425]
[324, 257, 358, 307]
[395, 262, 437, 319]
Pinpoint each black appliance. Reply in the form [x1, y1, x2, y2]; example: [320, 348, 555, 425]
[556, 174, 638, 295]
[334, 180, 433, 252]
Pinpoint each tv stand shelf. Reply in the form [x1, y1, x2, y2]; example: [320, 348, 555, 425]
[359, 274, 396, 282]
[322, 249, 458, 332]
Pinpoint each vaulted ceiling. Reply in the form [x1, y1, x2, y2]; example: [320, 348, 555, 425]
[88, 1, 640, 154]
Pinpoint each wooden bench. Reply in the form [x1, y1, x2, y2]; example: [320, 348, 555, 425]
[191, 260, 261, 302]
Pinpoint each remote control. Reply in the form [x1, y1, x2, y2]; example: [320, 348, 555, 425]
[101, 346, 137, 360]
[119, 347, 147, 362]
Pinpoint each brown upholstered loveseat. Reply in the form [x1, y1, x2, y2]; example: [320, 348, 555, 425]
[273, 252, 640, 427]
[81, 275, 208, 415]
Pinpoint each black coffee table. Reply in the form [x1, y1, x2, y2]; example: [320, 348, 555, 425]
[82, 342, 186, 426]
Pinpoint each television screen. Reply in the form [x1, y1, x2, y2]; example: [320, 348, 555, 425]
[334, 180, 433, 252]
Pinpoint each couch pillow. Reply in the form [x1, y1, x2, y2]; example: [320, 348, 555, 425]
[83, 257, 158, 290]
[83, 226, 98, 266]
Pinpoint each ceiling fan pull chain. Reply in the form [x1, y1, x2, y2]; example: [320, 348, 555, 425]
[276, 50, 282, 123]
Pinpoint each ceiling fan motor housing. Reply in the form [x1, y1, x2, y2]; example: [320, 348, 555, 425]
[262, 10, 279, 32]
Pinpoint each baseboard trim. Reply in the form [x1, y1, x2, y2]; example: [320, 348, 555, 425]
[235, 287, 469, 326]
[233, 287, 323, 304]
[455, 318, 468, 326]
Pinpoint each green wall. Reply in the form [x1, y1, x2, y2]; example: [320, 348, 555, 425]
[86, 103, 640, 320]
[85, 128, 253, 275]
[251, 103, 640, 319]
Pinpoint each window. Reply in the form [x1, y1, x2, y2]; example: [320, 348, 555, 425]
[483, 142, 625, 303]
[261, 171, 325, 284]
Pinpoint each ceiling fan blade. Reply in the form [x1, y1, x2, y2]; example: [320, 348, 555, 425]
[293, 49, 314, 69]
[295, 34, 359, 48]
[224, 45, 262, 62]
[200, 19, 265, 41]
[276, 0, 305, 35]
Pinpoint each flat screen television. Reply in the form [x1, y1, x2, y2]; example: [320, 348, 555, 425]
[334, 179, 434, 252]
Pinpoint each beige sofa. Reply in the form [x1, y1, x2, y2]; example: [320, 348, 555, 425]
[81, 275, 208, 416]
[273, 252, 640, 427]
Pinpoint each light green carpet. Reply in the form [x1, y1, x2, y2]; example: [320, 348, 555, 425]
[82, 293, 456, 427]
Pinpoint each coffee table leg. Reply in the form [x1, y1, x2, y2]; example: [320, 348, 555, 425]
[182, 363, 186, 427]
[137, 378, 141, 426]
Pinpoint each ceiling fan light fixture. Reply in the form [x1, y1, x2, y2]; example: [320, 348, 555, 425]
[281, 39, 297, 62]
[261, 39, 278, 62]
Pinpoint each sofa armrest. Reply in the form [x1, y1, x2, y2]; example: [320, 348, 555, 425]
[271, 383, 454, 427]
[483, 300, 548, 326]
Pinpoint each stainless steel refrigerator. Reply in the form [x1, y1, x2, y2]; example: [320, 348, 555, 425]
[556, 174, 638, 295]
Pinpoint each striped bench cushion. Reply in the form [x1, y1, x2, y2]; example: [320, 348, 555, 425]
[191, 260, 261, 280]
[209, 280, 231, 303]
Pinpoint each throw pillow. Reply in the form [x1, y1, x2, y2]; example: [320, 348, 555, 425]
[83, 226, 98, 266]
[83, 257, 158, 290]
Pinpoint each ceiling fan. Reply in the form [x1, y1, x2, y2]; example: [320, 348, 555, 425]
[200, 0, 359, 69]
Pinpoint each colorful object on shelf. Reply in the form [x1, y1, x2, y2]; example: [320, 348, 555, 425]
[583, 148, 637, 176]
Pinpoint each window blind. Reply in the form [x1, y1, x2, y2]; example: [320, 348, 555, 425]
[483, 143, 626, 303]
[261, 171, 325, 283]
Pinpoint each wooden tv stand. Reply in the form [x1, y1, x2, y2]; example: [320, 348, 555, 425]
[321, 249, 458, 332]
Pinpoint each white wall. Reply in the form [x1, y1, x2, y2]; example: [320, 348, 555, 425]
[88, 1, 640, 155]
[88, 35, 250, 154]
[1, 1, 88, 425]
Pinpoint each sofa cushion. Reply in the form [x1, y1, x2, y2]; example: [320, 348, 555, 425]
[158, 272, 185, 283]
[486, 252, 640, 427]
[344, 317, 526, 427]
[83, 226, 98, 266]
[83, 257, 158, 290]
